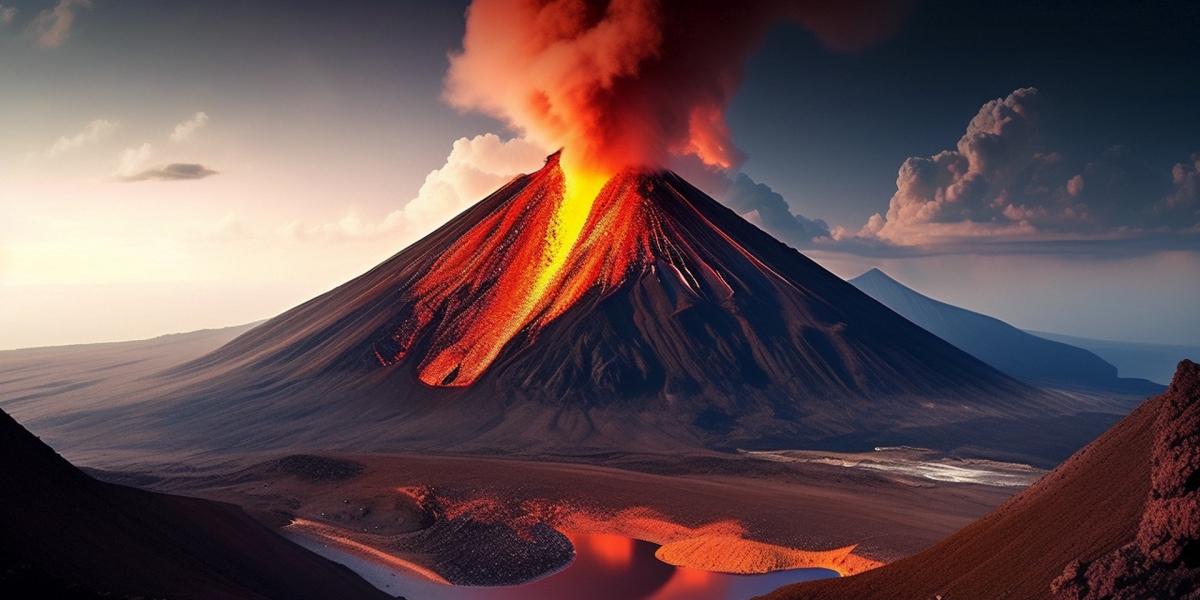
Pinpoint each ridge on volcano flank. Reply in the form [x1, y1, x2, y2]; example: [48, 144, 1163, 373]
[143, 153, 1078, 458]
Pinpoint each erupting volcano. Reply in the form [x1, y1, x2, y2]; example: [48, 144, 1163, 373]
[100, 151, 1091, 462]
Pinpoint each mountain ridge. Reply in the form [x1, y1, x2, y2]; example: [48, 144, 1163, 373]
[850, 268, 1162, 396]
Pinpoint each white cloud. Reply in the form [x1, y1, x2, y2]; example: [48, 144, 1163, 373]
[29, 0, 90, 49]
[0, 6, 18, 27]
[283, 133, 549, 243]
[116, 143, 154, 177]
[170, 112, 209, 143]
[45, 118, 118, 157]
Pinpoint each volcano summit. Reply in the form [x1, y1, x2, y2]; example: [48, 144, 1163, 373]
[43, 154, 1096, 463]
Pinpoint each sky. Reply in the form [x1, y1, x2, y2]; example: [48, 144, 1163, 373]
[1, 0, 1198, 350]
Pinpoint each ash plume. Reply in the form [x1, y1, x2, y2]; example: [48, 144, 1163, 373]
[445, 0, 914, 174]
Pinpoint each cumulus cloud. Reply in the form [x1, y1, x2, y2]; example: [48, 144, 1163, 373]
[170, 112, 209, 143]
[0, 5, 18, 27]
[119, 163, 219, 182]
[283, 134, 548, 243]
[851, 88, 1200, 247]
[45, 118, 117, 157]
[1159, 153, 1200, 221]
[717, 173, 830, 246]
[29, 0, 90, 49]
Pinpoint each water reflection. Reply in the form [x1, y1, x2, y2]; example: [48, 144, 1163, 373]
[289, 532, 837, 600]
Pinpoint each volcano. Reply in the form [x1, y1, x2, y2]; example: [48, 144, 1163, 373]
[49, 154, 1098, 462]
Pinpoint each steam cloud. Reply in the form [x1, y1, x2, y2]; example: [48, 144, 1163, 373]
[446, 0, 914, 174]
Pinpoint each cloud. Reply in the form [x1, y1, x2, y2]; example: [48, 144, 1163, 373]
[170, 112, 209, 143]
[283, 134, 548, 243]
[1159, 153, 1200, 221]
[29, 0, 90, 49]
[119, 163, 219, 182]
[717, 172, 830, 246]
[116, 142, 154, 177]
[849, 88, 1200, 248]
[0, 6, 18, 27]
[45, 119, 117, 157]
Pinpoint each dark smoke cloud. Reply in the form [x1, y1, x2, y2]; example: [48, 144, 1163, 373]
[720, 173, 830, 246]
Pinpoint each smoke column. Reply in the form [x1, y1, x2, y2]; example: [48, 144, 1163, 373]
[445, 0, 915, 177]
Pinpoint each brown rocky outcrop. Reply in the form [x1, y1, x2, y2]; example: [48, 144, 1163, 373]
[1052, 359, 1200, 599]
[758, 360, 1200, 600]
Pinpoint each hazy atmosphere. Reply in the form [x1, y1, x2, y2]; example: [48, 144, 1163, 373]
[3, 0, 1198, 349]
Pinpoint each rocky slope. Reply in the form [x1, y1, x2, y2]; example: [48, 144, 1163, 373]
[1052, 359, 1200, 599]
[759, 359, 1198, 600]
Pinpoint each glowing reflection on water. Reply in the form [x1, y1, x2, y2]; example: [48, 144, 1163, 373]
[288, 532, 837, 600]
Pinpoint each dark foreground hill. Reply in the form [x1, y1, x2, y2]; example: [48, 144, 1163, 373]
[0, 408, 397, 600]
[758, 359, 1200, 600]
[850, 268, 1163, 396]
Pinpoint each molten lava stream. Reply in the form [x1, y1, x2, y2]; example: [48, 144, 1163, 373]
[403, 154, 613, 387]
[519, 160, 610, 324]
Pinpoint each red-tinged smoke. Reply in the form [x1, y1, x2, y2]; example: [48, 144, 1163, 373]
[445, 0, 915, 176]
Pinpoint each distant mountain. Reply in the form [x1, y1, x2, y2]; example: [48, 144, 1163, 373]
[1027, 330, 1200, 386]
[18, 154, 1095, 466]
[760, 359, 1200, 600]
[0, 408, 396, 600]
[850, 268, 1163, 396]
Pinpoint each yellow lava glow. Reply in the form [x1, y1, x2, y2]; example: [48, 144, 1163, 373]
[521, 157, 611, 317]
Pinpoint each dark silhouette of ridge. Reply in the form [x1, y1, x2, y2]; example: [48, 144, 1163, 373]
[758, 359, 1199, 600]
[850, 268, 1163, 396]
[0, 408, 398, 600]
[33, 155, 1104, 465]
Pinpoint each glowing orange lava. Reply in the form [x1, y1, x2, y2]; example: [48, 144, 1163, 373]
[375, 151, 781, 387]
[378, 152, 611, 386]
[569, 532, 636, 569]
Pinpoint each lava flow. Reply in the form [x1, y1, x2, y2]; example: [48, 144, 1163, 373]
[375, 149, 775, 388]
[378, 153, 617, 386]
